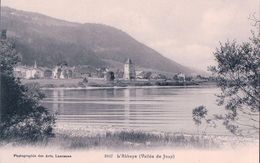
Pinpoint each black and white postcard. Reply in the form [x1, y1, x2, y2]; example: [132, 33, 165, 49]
[0, 0, 259, 163]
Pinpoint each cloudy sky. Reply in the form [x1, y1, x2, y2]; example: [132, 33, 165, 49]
[2, 0, 259, 71]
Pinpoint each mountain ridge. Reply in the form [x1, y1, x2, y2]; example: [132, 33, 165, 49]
[2, 6, 201, 75]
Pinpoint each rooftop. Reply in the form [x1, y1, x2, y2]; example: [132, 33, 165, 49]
[125, 58, 133, 64]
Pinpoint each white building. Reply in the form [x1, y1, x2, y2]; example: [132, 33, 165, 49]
[123, 58, 135, 80]
[52, 65, 73, 79]
[135, 70, 144, 79]
[176, 73, 186, 82]
[14, 61, 44, 79]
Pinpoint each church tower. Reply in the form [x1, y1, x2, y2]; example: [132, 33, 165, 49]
[123, 58, 135, 80]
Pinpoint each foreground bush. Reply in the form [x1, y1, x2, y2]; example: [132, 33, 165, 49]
[0, 39, 55, 143]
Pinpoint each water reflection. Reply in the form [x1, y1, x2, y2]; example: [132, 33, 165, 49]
[124, 89, 130, 126]
[41, 87, 233, 135]
[52, 89, 64, 113]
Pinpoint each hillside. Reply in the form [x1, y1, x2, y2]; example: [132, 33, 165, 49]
[2, 7, 195, 74]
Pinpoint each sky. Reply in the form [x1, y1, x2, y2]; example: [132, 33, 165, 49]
[2, 0, 259, 71]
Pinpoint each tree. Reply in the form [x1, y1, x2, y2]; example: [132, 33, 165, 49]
[192, 105, 216, 134]
[0, 40, 20, 75]
[193, 32, 259, 136]
[192, 106, 208, 126]
[0, 39, 55, 142]
[144, 72, 152, 79]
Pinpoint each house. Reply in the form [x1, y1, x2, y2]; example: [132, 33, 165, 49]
[114, 69, 124, 79]
[135, 70, 144, 79]
[123, 58, 135, 80]
[43, 69, 53, 78]
[176, 73, 186, 82]
[136, 71, 152, 79]
[14, 66, 28, 78]
[52, 65, 73, 79]
[14, 61, 44, 79]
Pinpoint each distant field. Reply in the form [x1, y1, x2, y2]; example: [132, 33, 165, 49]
[21, 78, 83, 88]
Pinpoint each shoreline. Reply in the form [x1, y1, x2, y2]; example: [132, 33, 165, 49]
[40, 84, 217, 90]
[21, 78, 216, 90]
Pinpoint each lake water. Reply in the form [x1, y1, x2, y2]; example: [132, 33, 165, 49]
[42, 86, 232, 135]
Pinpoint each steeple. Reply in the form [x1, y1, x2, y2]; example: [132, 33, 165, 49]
[34, 60, 37, 69]
[125, 58, 133, 64]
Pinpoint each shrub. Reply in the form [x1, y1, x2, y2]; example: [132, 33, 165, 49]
[0, 39, 55, 143]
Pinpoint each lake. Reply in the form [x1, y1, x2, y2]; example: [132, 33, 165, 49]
[42, 86, 231, 135]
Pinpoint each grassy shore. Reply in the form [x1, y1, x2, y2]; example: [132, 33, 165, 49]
[21, 78, 209, 88]
[50, 131, 218, 150]
[0, 128, 259, 163]
[1, 126, 257, 150]
[50, 127, 258, 150]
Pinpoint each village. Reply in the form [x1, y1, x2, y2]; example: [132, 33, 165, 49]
[14, 58, 212, 88]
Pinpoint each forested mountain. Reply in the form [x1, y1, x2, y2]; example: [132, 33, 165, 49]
[2, 7, 195, 74]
